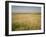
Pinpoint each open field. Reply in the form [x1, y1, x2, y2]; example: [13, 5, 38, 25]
[12, 13, 41, 31]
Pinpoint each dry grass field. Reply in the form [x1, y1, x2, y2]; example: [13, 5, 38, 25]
[12, 13, 41, 31]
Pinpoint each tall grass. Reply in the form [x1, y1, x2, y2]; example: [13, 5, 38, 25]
[12, 13, 41, 31]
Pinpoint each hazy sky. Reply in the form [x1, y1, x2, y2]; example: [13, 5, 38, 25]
[12, 5, 41, 13]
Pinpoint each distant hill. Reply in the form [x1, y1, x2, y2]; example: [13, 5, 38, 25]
[12, 12, 41, 15]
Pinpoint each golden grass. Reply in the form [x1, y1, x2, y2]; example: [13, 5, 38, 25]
[12, 13, 41, 31]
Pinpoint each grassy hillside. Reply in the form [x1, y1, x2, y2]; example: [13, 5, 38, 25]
[12, 13, 41, 31]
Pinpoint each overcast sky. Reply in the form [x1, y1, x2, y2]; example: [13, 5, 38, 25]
[12, 5, 41, 13]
